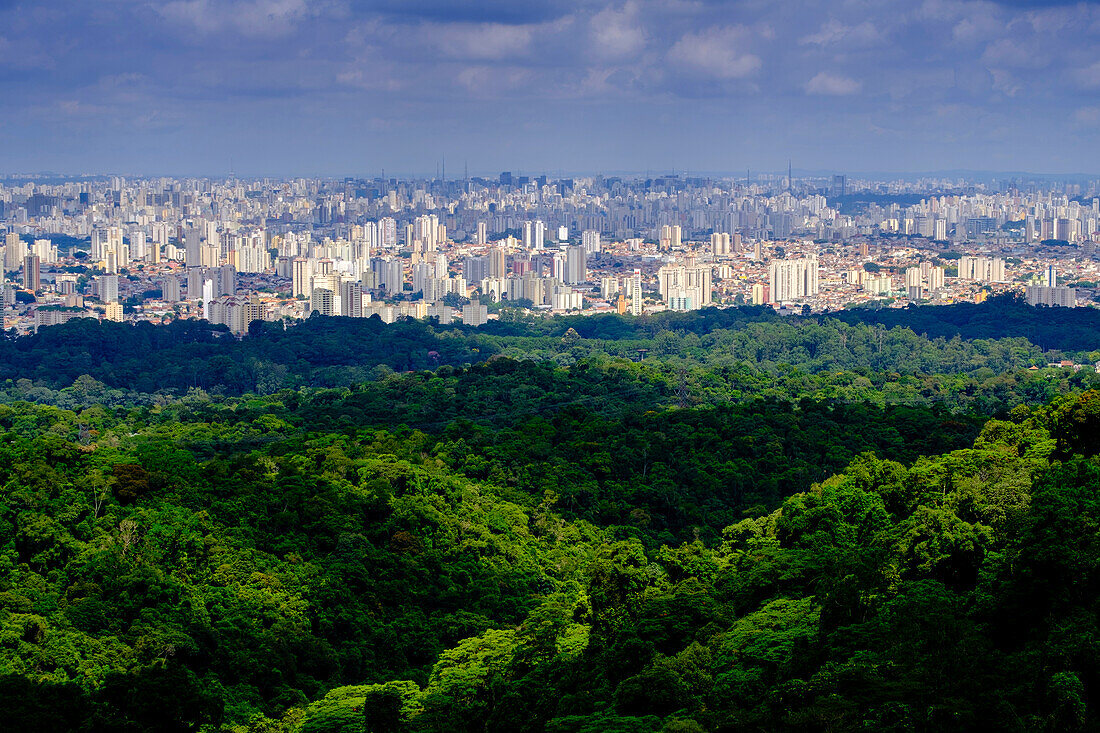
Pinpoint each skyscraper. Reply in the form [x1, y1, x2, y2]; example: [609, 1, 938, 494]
[292, 258, 311, 297]
[564, 246, 587, 285]
[162, 275, 181, 303]
[582, 230, 601, 254]
[98, 274, 119, 303]
[959, 256, 1006, 283]
[658, 264, 712, 310]
[185, 228, 201, 268]
[5, 232, 27, 271]
[373, 257, 403, 293]
[340, 280, 365, 317]
[130, 230, 147, 261]
[626, 269, 643, 315]
[768, 256, 819, 303]
[533, 220, 546, 250]
[830, 175, 846, 199]
[710, 232, 730, 256]
[22, 255, 39, 291]
[487, 247, 506, 278]
[217, 265, 237, 296]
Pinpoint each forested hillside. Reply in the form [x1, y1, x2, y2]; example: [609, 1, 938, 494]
[2, 301, 1100, 731]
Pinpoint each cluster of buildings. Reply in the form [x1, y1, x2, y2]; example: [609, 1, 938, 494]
[1, 172, 1099, 336]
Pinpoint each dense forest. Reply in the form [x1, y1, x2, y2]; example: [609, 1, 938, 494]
[3, 299, 1100, 731]
[2, 296, 1098, 413]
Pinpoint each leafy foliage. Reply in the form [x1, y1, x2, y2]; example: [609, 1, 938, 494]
[0, 309, 1099, 730]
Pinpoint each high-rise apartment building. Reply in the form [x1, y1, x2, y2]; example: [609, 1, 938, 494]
[292, 258, 311, 297]
[162, 275, 181, 303]
[104, 301, 124, 322]
[487, 247, 506, 278]
[626, 269, 643, 315]
[768, 256, 819, 303]
[1026, 285, 1076, 307]
[5, 232, 27, 271]
[658, 264, 712, 310]
[564, 246, 587, 285]
[958, 256, 1006, 283]
[533, 220, 546, 250]
[340, 280, 365, 317]
[582, 230, 601, 254]
[462, 299, 488, 327]
[22, 255, 39, 291]
[185, 228, 201, 268]
[710, 232, 731, 256]
[98, 274, 119, 303]
[310, 288, 336, 317]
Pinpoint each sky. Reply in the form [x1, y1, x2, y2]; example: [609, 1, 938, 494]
[4, 0, 1100, 177]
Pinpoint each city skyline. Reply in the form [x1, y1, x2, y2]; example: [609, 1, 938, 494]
[8, 0, 1100, 176]
[3, 171, 1096, 339]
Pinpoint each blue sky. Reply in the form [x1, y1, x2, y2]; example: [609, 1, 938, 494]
[4, 0, 1100, 176]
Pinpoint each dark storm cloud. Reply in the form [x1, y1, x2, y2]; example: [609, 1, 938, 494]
[4, 0, 1100, 175]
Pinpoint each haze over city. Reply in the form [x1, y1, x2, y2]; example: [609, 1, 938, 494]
[7, 0, 1100, 176]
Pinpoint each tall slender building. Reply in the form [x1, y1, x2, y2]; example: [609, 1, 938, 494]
[340, 280, 365, 317]
[533, 220, 546, 250]
[292, 258, 311, 297]
[185, 228, 201, 268]
[564, 246, 587, 285]
[22, 255, 40, 291]
[487, 247, 506, 278]
[626, 269, 643, 315]
[582, 230, 601, 254]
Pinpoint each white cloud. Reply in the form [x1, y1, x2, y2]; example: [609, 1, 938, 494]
[980, 38, 1048, 70]
[668, 26, 761, 79]
[989, 68, 1021, 97]
[456, 65, 531, 96]
[804, 71, 861, 95]
[434, 23, 536, 61]
[590, 2, 646, 60]
[800, 20, 880, 47]
[950, 6, 1004, 44]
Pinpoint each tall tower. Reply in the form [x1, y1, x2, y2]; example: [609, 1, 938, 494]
[292, 258, 311, 298]
[22, 255, 40, 291]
